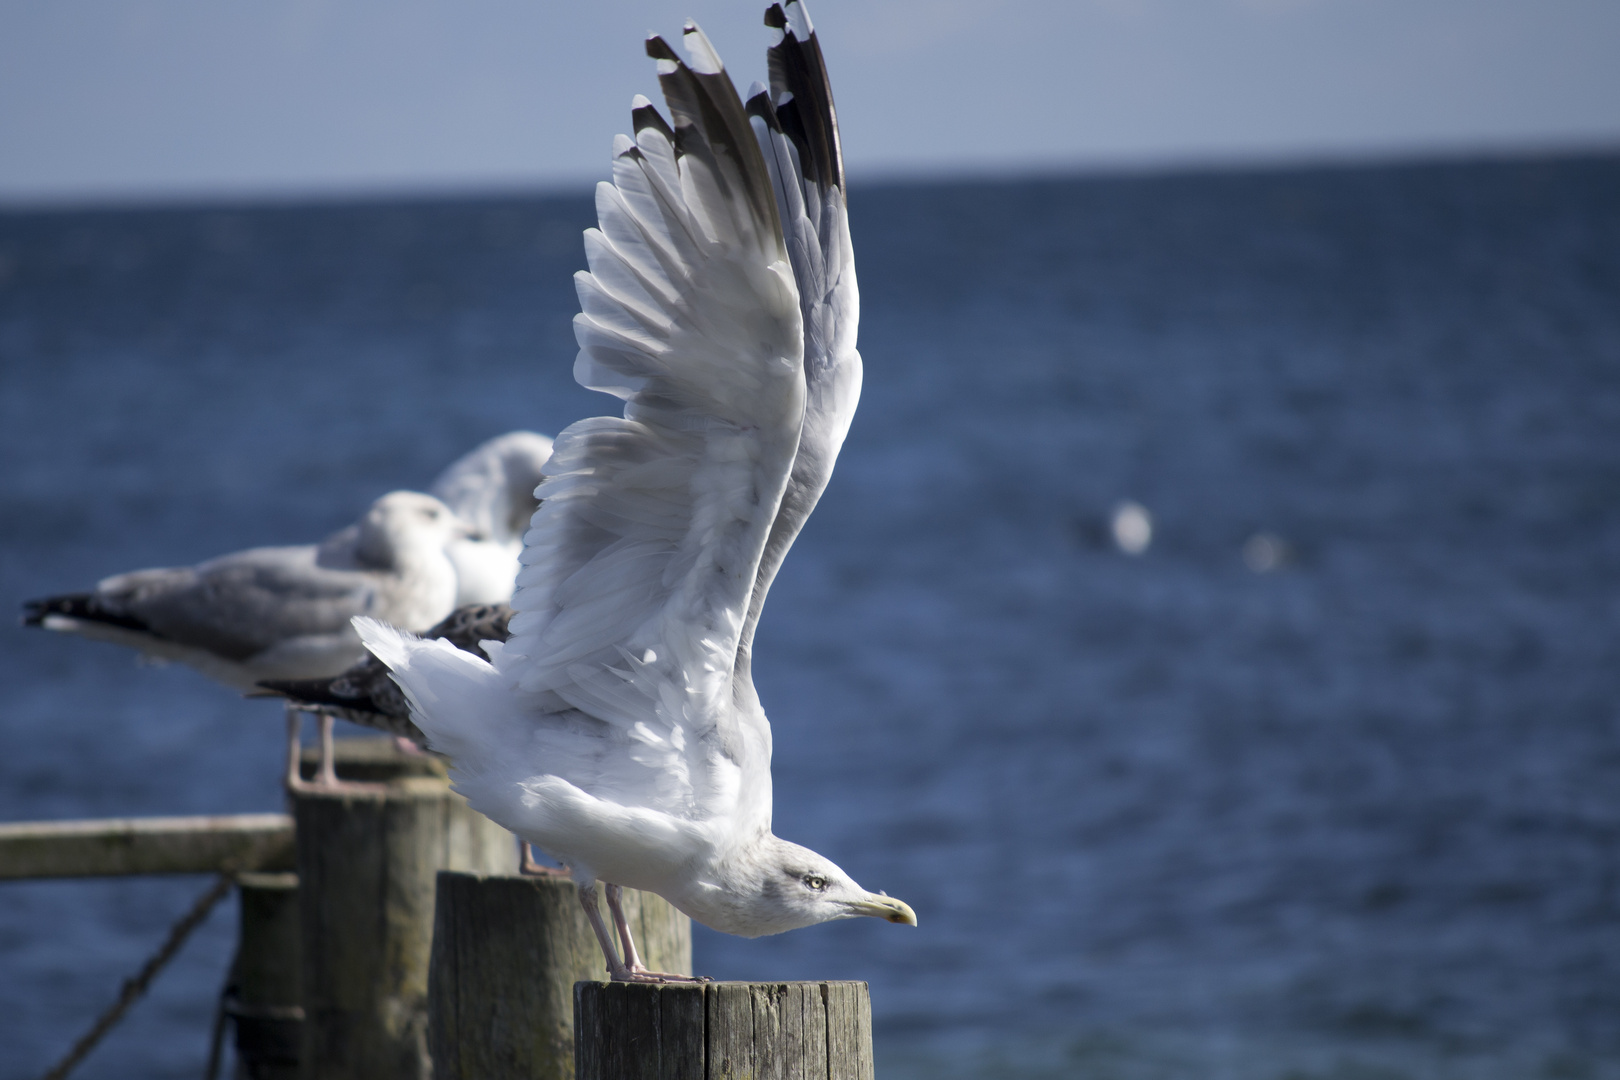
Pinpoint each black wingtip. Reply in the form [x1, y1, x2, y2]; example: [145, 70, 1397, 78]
[764, 0, 844, 192]
[745, 87, 782, 132]
[643, 19, 784, 247]
[632, 99, 677, 143]
[645, 35, 680, 63]
[21, 593, 153, 635]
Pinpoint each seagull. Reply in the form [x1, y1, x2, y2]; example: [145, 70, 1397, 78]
[23, 490, 471, 791]
[427, 431, 553, 605]
[359, 1, 916, 984]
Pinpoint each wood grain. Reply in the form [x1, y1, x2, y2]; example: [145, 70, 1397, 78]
[429, 871, 692, 1080]
[292, 776, 514, 1080]
[574, 982, 873, 1080]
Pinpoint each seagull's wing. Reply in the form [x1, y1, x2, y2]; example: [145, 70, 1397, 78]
[96, 547, 372, 660]
[362, 23, 804, 827]
[508, 21, 805, 751]
[737, 0, 862, 670]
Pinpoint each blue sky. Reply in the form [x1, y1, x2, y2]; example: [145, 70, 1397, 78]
[2, 0, 1617, 204]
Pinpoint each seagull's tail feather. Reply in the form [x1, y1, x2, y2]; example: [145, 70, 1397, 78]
[353, 616, 520, 767]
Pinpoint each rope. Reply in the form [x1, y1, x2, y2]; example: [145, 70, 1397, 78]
[38, 872, 235, 1080]
[36, 832, 280, 1080]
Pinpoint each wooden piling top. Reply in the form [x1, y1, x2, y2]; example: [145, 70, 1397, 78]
[575, 980, 874, 1080]
[297, 737, 446, 783]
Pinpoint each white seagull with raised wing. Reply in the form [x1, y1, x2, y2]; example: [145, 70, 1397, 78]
[359, 1, 915, 982]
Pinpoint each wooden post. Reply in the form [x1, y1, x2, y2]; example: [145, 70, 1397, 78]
[292, 770, 515, 1080]
[229, 871, 303, 1080]
[428, 871, 691, 1080]
[573, 981, 874, 1080]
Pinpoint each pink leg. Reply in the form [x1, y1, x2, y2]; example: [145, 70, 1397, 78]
[282, 706, 387, 795]
[318, 714, 339, 787]
[577, 883, 702, 983]
[577, 881, 630, 979]
[604, 883, 704, 983]
[283, 705, 304, 790]
[605, 884, 644, 970]
[516, 837, 569, 878]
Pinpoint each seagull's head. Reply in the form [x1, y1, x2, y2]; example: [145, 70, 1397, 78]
[358, 491, 476, 566]
[733, 836, 916, 936]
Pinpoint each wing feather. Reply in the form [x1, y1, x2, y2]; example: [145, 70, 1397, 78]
[738, 1, 863, 669]
[496, 24, 804, 817]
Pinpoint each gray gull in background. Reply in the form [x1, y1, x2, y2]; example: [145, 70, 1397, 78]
[23, 490, 470, 790]
[428, 431, 553, 605]
[360, 1, 915, 984]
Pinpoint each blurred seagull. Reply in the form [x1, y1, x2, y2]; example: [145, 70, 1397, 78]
[258, 601, 566, 874]
[258, 602, 511, 747]
[427, 431, 553, 605]
[359, 1, 916, 983]
[23, 490, 471, 791]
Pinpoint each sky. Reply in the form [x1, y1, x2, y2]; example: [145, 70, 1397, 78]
[1, 0, 1617, 205]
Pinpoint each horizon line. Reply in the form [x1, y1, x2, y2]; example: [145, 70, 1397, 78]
[3, 138, 1616, 216]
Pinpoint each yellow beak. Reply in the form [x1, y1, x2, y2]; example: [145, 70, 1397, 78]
[848, 893, 918, 926]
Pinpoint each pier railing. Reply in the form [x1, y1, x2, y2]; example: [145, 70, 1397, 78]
[0, 812, 294, 880]
[4, 738, 870, 1080]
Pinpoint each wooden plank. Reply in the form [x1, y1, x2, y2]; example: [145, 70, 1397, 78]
[707, 982, 755, 1080]
[575, 982, 872, 1080]
[824, 982, 874, 1080]
[657, 983, 706, 1080]
[428, 872, 692, 1080]
[294, 777, 515, 1080]
[0, 813, 294, 880]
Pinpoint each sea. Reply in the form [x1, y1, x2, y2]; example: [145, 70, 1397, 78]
[1, 151, 1617, 1079]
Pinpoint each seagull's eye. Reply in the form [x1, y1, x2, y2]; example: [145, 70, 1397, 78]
[803, 874, 826, 892]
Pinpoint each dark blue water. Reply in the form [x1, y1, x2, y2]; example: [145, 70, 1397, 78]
[2, 152, 1618, 1079]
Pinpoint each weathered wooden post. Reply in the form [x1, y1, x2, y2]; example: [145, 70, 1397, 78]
[228, 870, 303, 1080]
[428, 871, 691, 1080]
[574, 981, 875, 1080]
[292, 742, 517, 1080]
